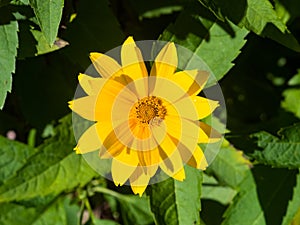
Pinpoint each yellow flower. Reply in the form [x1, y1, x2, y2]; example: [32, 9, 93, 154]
[69, 37, 221, 196]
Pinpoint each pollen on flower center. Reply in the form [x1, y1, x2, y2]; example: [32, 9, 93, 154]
[132, 96, 167, 125]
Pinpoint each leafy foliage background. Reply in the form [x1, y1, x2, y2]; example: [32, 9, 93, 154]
[0, 0, 300, 224]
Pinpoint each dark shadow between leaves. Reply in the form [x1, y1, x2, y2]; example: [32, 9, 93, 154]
[253, 165, 297, 225]
[262, 23, 300, 52]
[17, 20, 39, 59]
[0, 5, 15, 25]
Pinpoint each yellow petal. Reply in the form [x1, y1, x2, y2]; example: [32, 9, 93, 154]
[121, 37, 148, 98]
[150, 42, 178, 78]
[151, 77, 187, 103]
[171, 70, 209, 96]
[74, 123, 101, 154]
[154, 133, 185, 178]
[145, 164, 159, 177]
[78, 73, 105, 96]
[187, 145, 208, 170]
[191, 96, 219, 119]
[100, 120, 144, 159]
[100, 124, 129, 159]
[129, 120, 151, 140]
[95, 79, 137, 122]
[90, 52, 122, 78]
[198, 122, 222, 143]
[69, 95, 97, 121]
[112, 152, 139, 186]
[167, 97, 198, 120]
[129, 167, 151, 196]
[159, 147, 186, 181]
[166, 119, 199, 166]
[95, 121, 114, 143]
[121, 36, 148, 79]
[137, 149, 161, 166]
[171, 167, 185, 181]
[164, 115, 181, 141]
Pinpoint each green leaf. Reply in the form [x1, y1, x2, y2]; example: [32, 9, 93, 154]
[92, 187, 154, 225]
[287, 69, 300, 86]
[198, 0, 286, 33]
[93, 219, 121, 225]
[118, 196, 154, 225]
[18, 29, 69, 59]
[276, 0, 300, 23]
[64, 197, 80, 225]
[0, 196, 68, 225]
[282, 70, 300, 119]
[0, 115, 97, 202]
[150, 166, 202, 225]
[0, 20, 18, 109]
[242, 0, 286, 34]
[207, 141, 251, 188]
[291, 208, 300, 225]
[32, 30, 68, 55]
[282, 89, 300, 119]
[11, 0, 29, 5]
[29, 0, 64, 45]
[18, 22, 68, 58]
[160, 3, 248, 85]
[202, 174, 237, 205]
[198, 0, 300, 52]
[251, 124, 300, 168]
[207, 140, 266, 225]
[0, 136, 37, 184]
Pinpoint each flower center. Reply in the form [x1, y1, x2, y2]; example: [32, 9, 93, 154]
[133, 96, 167, 125]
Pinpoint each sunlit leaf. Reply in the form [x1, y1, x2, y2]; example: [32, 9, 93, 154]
[251, 124, 300, 168]
[281, 170, 300, 225]
[93, 219, 121, 225]
[118, 195, 154, 225]
[0, 136, 37, 184]
[18, 23, 68, 58]
[0, 115, 97, 202]
[93, 187, 154, 225]
[0, 20, 18, 109]
[160, 2, 248, 85]
[287, 70, 300, 86]
[202, 174, 237, 205]
[207, 140, 267, 225]
[0, 196, 68, 225]
[282, 70, 300, 119]
[29, 0, 64, 45]
[150, 166, 202, 225]
[282, 89, 300, 119]
[197, 0, 300, 52]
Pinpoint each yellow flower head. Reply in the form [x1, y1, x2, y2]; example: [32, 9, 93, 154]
[69, 37, 221, 196]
